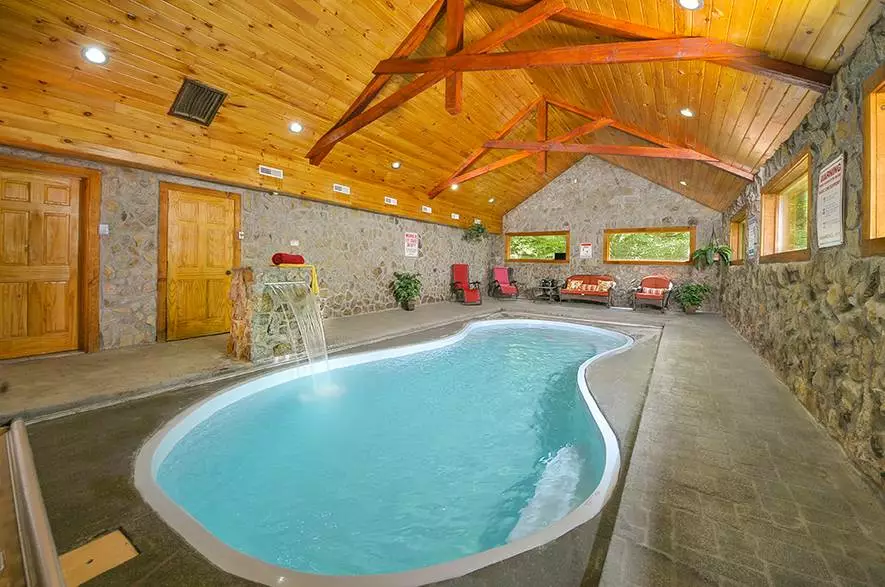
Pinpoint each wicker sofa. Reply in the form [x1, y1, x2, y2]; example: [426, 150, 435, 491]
[559, 274, 616, 307]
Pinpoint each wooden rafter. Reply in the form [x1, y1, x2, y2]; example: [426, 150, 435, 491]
[374, 38, 760, 74]
[308, 0, 447, 164]
[536, 98, 547, 173]
[475, 0, 832, 93]
[428, 97, 543, 197]
[546, 98, 756, 181]
[432, 111, 614, 195]
[484, 141, 717, 160]
[446, 0, 465, 114]
[307, 0, 567, 165]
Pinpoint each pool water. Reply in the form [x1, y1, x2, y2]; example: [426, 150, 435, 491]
[155, 322, 627, 576]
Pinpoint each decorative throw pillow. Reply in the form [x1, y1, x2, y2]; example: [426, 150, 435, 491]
[566, 279, 583, 290]
[596, 280, 615, 292]
[581, 283, 598, 292]
[642, 287, 667, 296]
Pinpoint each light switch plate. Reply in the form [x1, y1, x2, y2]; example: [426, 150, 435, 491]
[289, 239, 299, 247]
[237, 230, 245, 240]
[98, 224, 110, 235]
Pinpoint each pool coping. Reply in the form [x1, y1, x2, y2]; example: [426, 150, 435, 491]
[133, 318, 635, 587]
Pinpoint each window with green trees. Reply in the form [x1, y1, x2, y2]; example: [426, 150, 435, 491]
[604, 227, 695, 264]
[505, 231, 569, 262]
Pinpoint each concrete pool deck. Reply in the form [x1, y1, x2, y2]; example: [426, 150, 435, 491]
[7, 302, 885, 585]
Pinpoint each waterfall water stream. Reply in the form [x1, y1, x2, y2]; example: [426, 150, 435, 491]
[265, 281, 328, 367]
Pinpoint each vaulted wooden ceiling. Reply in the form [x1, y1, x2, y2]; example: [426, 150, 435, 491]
[0, 1, 880, 233]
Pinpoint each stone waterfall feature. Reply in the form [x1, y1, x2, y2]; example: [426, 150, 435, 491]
[228, 267, 327, 363]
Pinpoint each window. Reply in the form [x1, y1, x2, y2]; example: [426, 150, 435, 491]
[760, 150, 812, 263]
[729, 209, 747, 264]
[505, 231, 569, 263]
[863, 63, 885, 255]
[603, 226, 696, 265]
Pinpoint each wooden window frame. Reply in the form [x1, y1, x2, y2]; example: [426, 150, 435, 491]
[863, 62, 885, 256]
[0, 155, 101, 353]
[602, 226, 696, 266]
[157, 182, 242, 342]
[759, 148, 813, 264]
[504, 230, 570, 264]
[729, 208, 747, 265]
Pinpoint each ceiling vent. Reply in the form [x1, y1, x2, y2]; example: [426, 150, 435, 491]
[169, 79, 227, 126]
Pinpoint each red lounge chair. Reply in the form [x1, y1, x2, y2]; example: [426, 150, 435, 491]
[451, 264, 482, 305]
[560, 275, 616, 307]
[631, 275, 673, 313]
[490, 266, 519, 299]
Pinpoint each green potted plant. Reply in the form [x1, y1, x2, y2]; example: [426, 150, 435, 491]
[691, 242, 733, 270]
[391, 272, 421, 311]
[675, 283, 712, 314]
[463, 222, 488, 242]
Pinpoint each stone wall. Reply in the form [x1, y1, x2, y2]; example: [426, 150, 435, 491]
[0, 146, 498, 350]
[503, 156, 722, 309]
[721, 14, 885, 487]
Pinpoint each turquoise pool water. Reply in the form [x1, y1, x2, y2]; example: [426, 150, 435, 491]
[154, 322, 627, 577]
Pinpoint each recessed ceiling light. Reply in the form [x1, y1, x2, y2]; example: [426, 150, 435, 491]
[288, 121, 303, 133]
[678, 0, 704, 10]
[82, 46, 108, 64]
[679, 181, 688, 186]
[488, 197, 495, 203]
[680, 107, 695, 118]
[450, 184, 459, 191]
[391, 161, 402, 169]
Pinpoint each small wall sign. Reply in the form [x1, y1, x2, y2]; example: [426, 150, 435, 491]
[579, 242, 593, 258]
[404, 232, 419, 257]
[817, 153, 845, 249]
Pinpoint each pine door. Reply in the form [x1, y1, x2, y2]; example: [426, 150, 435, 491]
[0, 168, 80, 359]
[165, 185, 238, 341]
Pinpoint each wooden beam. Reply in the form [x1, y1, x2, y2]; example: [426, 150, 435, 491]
[547, 98, 756, 181]
[474, 0, 832, 93]
[308, 0, 447, 163]
[307, 0, 567, 164]
[439, 113, 611, 191]
[445, 0, 464, 114]
[429, 97, 542, 197]
[375, 38, 759, 74]
[536, 98, 547, 173]
[484, 141, 718, 160]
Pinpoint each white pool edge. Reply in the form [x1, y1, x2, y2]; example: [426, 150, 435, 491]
[134, 318, 634, 587]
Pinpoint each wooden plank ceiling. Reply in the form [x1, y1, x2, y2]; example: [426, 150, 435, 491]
[0, 1, 879, 233]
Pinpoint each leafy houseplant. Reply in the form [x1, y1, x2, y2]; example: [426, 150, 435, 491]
[691, 228, 732, 270]
[691, 243, 733, 270]
[675, 283, 712, 314]
[463, 222, 488, 242]
[391, 272, 421, 311]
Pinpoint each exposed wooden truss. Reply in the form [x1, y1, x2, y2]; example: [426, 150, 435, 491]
[306, 0, 567, 165]
[484, 141, 717, 160]
[307, 0, 833, 170]
[428, 96, 756, 197]
[477, 0, 833, 93]
[374, 38, 760, 74]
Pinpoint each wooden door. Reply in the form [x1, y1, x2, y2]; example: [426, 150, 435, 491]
[164, 185, 238, 341]
[0, 167, 80, 359]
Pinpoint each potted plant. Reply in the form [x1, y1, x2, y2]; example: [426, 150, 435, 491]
[691, 228, 732, 270]
[463, 222, 488, 242]
[675, 283, 712, 314]
[391, 272, 421, 311]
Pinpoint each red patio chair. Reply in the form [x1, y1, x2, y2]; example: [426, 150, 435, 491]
[631, 275, 673, 313]
[490, 266, 519, 299]
[451, 264, 482, 305]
